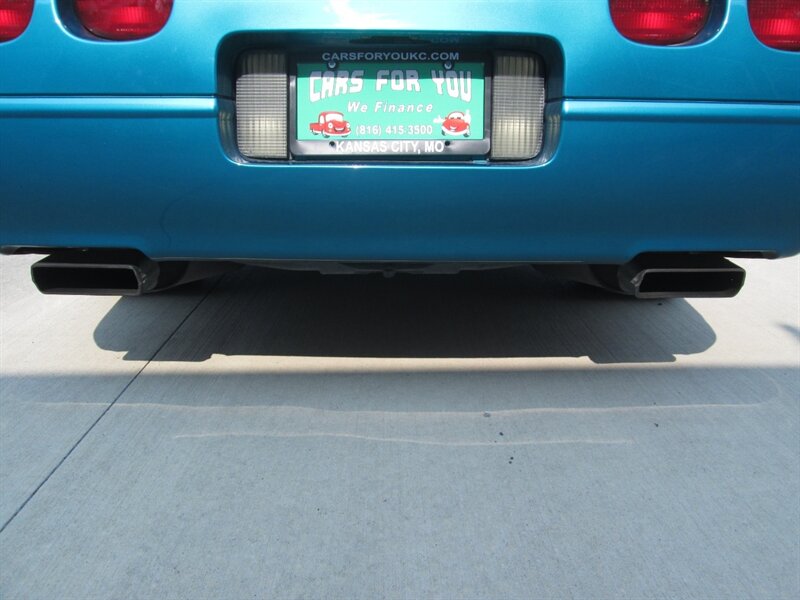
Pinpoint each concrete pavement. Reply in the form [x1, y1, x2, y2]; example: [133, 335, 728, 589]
[1, 255, 798, 599]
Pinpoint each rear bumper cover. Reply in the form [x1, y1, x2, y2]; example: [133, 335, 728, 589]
[1, 96, 798, 263]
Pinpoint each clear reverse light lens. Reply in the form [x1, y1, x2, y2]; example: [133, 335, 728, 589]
[491, 53, 546, 161]
[236, 52, 288, 160]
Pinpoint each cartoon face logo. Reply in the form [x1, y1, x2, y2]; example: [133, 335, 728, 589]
[440, 110, 471, 137]
[309, 111, 351, 137]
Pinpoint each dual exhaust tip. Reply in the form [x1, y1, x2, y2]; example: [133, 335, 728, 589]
[32, 250, 157, 296]
[29, 249, 747, 299]
[31, 250, 235, 296]
[618, 254, 746, 299]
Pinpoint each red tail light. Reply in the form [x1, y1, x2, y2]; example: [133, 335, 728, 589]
[74, 0, 174, 41]
[0, 0, 34, 42]
[748, 0, 800, 51]
[610, 0, 712, 45]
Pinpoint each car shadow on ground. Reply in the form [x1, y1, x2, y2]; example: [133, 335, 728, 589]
[93, 266, 716, 363]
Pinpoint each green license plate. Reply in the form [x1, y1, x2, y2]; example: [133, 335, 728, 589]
[293, 57, 487, 158]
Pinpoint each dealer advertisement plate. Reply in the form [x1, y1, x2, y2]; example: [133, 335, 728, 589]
[291, 51, 490, 158]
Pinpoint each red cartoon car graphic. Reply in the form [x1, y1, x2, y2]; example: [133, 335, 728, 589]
[441, 111, 471, 137]
[309, 111, 351, 137]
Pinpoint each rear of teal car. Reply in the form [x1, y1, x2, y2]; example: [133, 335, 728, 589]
[1, 0, 798, 298]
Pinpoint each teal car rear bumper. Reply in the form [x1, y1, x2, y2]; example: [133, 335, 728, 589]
[1, 1, 798, 265]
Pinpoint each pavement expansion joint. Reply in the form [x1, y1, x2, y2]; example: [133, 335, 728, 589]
[0, 276, 223, 535]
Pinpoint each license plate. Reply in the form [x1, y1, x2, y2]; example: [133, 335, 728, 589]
[292, 55, 489, 158]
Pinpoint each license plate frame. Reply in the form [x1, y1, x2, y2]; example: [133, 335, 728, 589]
[289, 51, 492, 160]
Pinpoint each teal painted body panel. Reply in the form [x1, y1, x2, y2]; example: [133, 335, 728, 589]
[2, 1, 799, 101]
[1, 0, 799, 262]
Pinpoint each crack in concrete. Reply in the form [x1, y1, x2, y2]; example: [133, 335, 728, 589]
[0, 276, 223, 535]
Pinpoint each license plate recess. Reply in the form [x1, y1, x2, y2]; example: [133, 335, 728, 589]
[290, 51, 490, 159]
